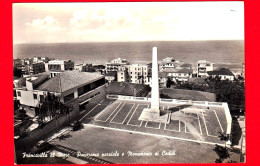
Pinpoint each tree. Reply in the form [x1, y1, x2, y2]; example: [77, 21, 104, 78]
[166, 77, 175, 88]
[37, 92, 73, 131]
[13, 67, 22, 77]
[213, 144, 230, 163]
[218, 131, 230, 147]
[176, 75, 245, 115]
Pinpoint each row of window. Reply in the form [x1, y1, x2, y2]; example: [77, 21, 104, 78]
[78, 78, 105, 97]
[17, 91, 45, 102]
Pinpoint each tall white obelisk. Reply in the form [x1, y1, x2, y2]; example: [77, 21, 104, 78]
[151, 47, 160, 113]
[139, 47, 169, 123]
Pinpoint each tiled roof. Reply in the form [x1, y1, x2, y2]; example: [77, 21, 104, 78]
[28, 74, 49, 88]
[175, 68, 193, 74]
[161, 68, 179, 73]
[36, 71, 104, 93]
[159, 72, 168, 78]
[180, 63, 192, 68]
[161, 68, 193, 74]
[106, 81, 150, 96]
[207, 68, 234, 76]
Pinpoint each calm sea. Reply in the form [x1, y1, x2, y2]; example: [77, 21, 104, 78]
[13, 41, 244, 68]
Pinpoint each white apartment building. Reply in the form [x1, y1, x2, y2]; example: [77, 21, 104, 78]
[45, 59, 74, 72]
[160, 57, 175, 70]
[117, 66, 128, 82]
[197, 60, 214, 77]
[117, 64, 151, 85]
[160, 57, 192, 70]
[105, 58, 129, 73]
[126, 64, 150, 84]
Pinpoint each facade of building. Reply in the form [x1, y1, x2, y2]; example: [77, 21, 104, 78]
[127, 64, 150, 84]
[117, 66, 129, 82]
[74, 64, 86, 72]
[160, 57, 192, 71]
[15, 74, 50, 107]
[160, 68, 193, 84]
[45, 59, 74, 72]
[33, 57, 51, 63]
[207, 68, 235, 81]
[160, 57, 175, 70]
[197, 60, 214, 77]
[105, 58, 129, 73]
[117, 64, 151, 85]
[21, 62, 46, 75]
[15, 71, 106, 108]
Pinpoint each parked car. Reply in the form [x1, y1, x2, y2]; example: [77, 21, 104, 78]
[31, 140, 52, 153]
[70, 120, 82, 131]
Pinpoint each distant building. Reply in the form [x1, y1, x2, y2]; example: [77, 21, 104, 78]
[15, 71, 106, 108]
[242, 63, 245, 78]
[106, 81, 151, 97]
[45, 59, 74, 72]
[49, 70, 64, 78]
[74, 64, 86, 72]
[127, 64, 150, 84]
[105, 58, 129, 73]
[207, 68, 235, 81]
[160, 57, 192, 70]
[158, 72, 168, 87]
[117, 66, 129, 82]
[22, 62, 46, 75]
[92, 65, 106, 74]
[197, 60, 214, 77]
[13, 58, 22, 67]
[117, 64, 151, 85]
[160, 68, 193, 84]
[160, 57, 175, 70]
[33, 56, 51, 63]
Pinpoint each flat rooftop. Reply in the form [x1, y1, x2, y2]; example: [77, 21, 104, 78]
[80, 97, 230, 145]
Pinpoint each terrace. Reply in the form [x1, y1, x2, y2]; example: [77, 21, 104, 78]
[80, 95, 231, 145]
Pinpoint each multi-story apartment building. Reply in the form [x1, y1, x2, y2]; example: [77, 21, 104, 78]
[45, 59, 74, 72]
[105, 58, 129, 73]
[127, 64, 150, 84]
[117, 64, 151, 85]
[21, 62, 46, 75]
[160, 57, 192, 70]
[160, 68, 193, 85]
[197, 60, 214, 77]
[117, 66, 129, 82]
[160, 57, 175, 70]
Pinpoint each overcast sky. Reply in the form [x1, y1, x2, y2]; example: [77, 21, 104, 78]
[13, 2, 244, 43]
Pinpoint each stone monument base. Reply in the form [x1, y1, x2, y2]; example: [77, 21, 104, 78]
[138, 108, 170, 124]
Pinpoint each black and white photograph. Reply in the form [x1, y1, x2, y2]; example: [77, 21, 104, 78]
[13, 1, 245, 164]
